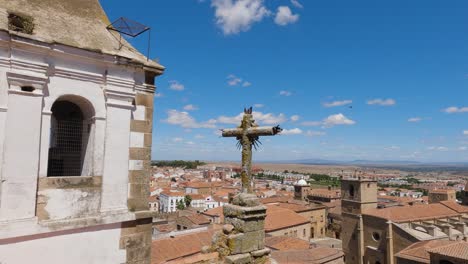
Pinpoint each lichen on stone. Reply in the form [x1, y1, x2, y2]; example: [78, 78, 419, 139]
[8, 12, 34, 34]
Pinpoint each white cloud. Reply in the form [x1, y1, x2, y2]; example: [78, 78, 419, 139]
[227, 74, 251, 87]
[322, 113, 356, 127]
[163, 110, 217, 128]
[290, 0, 303, 8]
[211, 0, 270, 35]
[254, 104, 264, 108]
[217, 111, 287, 125]
[367, 98, 396, 106]
[169, 80, 185, 91]
[443, 106, 468, 113]
[300, 121, 322, 126]
[323, 100, 352, 108]
[172, 137, 184, 142]
[458, 146, 467, 151]
[408, 117, 422, 122]
[227, 74, 242, 86]
[305, 130, 326, 137]
[274, 6, 299, 26]
[186, 141, 195, 145]
[280, 128, 303, 135]
[427, 146, 449, 151]
[290, 115, 300, 122]
[385, 146, 400, 151]
[183, 104, 199, 111]
[195, 134, 205, 139]
[464, 130, 468, 135]
[154, 93, 163, 98]
[279, 90, 292, 96]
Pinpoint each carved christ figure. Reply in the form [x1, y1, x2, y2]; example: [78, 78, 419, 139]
[221, 107, 282, 193]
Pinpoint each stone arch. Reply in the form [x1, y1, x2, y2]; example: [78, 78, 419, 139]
[46, 95, 96, 176]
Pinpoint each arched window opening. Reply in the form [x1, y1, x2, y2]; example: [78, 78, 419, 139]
[47, 101, 88, 176]
[349, 185, 355, 197]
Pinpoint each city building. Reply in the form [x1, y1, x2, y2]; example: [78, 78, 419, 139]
[341, 176, 468, 264]
[0, 1, 163, 263]
[159, 190, 185, 213]
[429, 189, 457, 204]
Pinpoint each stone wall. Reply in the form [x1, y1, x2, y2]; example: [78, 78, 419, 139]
[267, 223, 311, 241]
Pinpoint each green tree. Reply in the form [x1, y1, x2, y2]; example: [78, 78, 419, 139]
[184, 195, 192, 207]
[176, 199, 185, 210]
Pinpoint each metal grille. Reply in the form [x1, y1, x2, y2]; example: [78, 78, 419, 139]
[47, 100, 87, 176]
[47, 117, 85, 176]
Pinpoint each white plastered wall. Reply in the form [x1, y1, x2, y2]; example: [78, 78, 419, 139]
[0, 226, 126, 264]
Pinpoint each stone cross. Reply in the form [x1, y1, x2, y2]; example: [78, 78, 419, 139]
[222, 107, 282, 194]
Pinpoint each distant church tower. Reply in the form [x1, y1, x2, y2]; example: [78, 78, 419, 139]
[0, 0, 164, 263]
[294, 178, 310, 201]
[341, 175, 378, 264]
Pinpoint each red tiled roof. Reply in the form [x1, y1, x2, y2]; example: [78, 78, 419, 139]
[265, 236, 310, 251]
[151, 229, 217, 264]
[428, 241, 468, 260]
[186, 214, 211, 225]
[265, 205, 309, 232]
[271, 247, 344, 264]
[439, 201, 468, 214]
[275, 202, 325, 213]
[161, 190, 185, 197]
[202, 207, 224, 222]
[396, 240, 462, 263]
[364, 203, 459, 223]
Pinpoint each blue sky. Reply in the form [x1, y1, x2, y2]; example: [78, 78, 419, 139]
[101, 0, 468, 162]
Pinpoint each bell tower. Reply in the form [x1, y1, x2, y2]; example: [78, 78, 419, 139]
[340, 175, 377, 264]
[294, 179, 310, 201]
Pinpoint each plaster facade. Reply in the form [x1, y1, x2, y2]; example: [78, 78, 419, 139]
[0, 1, 163, 262]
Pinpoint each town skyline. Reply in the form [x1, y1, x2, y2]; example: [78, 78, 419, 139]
[101, 0, 468, 162]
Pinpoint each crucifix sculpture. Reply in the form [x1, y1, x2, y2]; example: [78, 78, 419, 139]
[222, 107, 282, 194]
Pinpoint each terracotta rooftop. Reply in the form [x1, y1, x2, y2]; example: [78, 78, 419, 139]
[271, 247, 344, 264]
[428, 241, 468, 260]
[265, 205, 309, 232]
[265, 236, 310, 251]
[363, 203, 460, 223]
[151, 229, 217, 264]
[396, 240, 462, 263]
[202, 206, 224, 222]
[274, 202, 325, 213]
[160, 190, 185, 197]
[0, 0, 164, 72]
[185, 214, 211, 226]
[440, 201, 468, 214]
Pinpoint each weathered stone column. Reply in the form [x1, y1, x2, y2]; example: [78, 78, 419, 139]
[218, 193, 270, 264]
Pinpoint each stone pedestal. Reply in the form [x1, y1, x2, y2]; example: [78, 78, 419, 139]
[221, 193, 270, 264]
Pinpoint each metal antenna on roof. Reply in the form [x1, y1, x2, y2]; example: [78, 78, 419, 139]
[106, 17, 152, 61]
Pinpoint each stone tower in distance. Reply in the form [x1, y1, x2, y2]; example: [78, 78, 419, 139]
[294, 179, 310, 201]
[340, 175, 378, 264]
